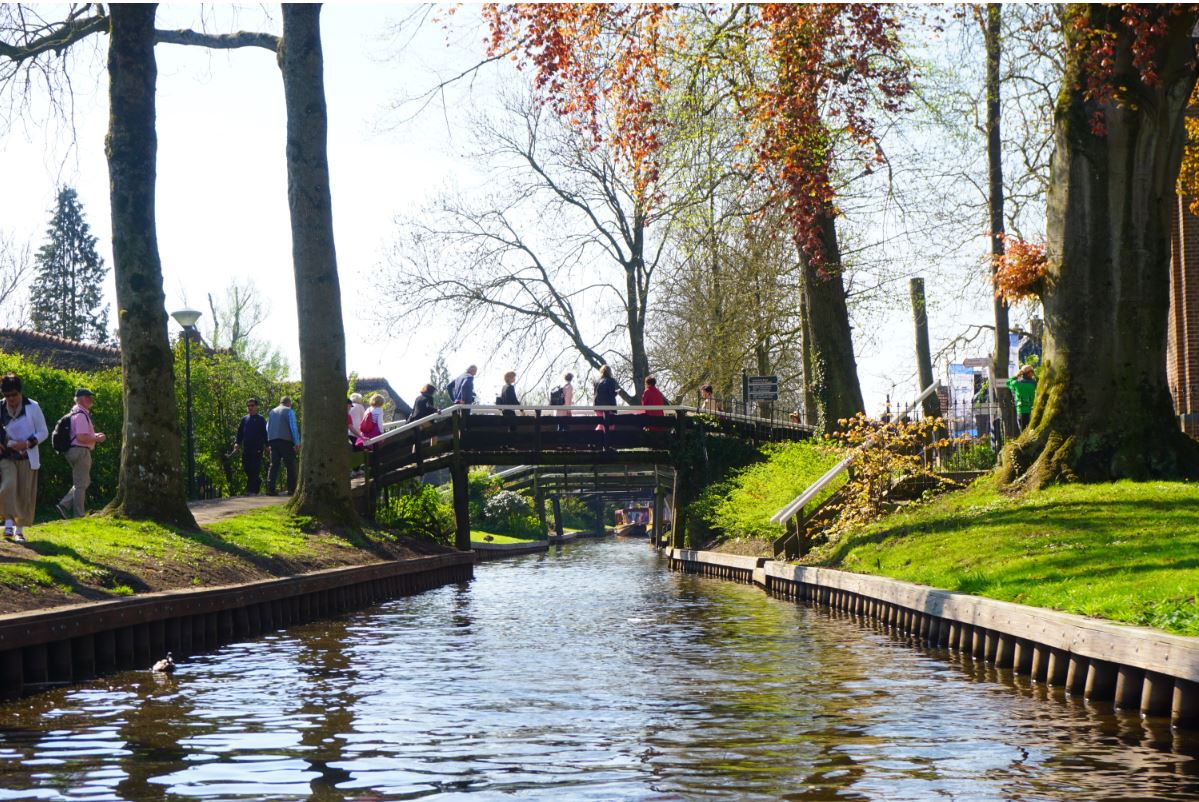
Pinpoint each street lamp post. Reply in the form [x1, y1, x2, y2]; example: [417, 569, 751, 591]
[171, 308, 202, 500]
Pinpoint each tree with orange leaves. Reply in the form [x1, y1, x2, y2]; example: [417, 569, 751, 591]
[486, 3, 910, 431]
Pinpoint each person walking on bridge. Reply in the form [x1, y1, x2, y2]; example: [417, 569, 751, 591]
[409, 384, 438, 422]
[266, 397, 300, 496]
[593, 365, 620, 448]
[641, 375, 667, 433]
[499, 371, 520, 417]
[450, 366, 477, 406]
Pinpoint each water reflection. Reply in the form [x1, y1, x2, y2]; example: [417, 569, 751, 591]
[1, 539, 1199, 800]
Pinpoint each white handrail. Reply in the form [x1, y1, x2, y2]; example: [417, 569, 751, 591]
[363, 403, 810, 448]
[769, 382, 941, 525]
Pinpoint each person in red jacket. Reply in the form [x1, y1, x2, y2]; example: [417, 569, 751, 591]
[641, 375, 667, 413]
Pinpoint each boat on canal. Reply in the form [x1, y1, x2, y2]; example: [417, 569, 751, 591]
[614, 506, 651, 537]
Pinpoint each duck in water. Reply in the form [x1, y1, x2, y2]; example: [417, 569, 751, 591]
[151, 653, 175, 674]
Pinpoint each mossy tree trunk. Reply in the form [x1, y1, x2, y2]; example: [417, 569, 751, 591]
[104, 3, 196, 528]
[279, 4, 354, 524]
[799, 210, 865, 433]
[999, 5, 1199, 486]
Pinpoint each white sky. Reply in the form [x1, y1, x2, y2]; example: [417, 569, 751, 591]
[0, 4, 1021, 415]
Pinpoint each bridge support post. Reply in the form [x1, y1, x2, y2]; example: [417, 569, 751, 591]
[533, 471, 548, 537]
[451, 461, 470, 552]
[670, 465, 689, 550]
[450, 411, 471, 552]
[652, 483, 664, 549]
[551, 495, 564, 539]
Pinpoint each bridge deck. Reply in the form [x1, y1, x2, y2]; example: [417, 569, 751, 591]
[360, 405, 812, 550]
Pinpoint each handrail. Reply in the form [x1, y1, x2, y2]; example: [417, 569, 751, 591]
[364, 403, 811, 448]
[769, 382, 941, 525]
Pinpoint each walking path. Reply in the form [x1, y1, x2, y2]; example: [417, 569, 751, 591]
[189, 494, 288, 525]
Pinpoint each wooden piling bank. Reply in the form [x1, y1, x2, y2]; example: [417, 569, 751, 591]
[670, 549, 1199, 728]
[0, 552, 474, 700]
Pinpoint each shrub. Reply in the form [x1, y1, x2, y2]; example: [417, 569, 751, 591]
[944, 442, 997, 471]
[376, 480, 454, 545]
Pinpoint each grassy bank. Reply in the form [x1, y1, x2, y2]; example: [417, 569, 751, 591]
[693, 441, 844, 551]
[814, 479, 1199, 636]
[470, 529, 545, 545]
[0, 506, 451, 615]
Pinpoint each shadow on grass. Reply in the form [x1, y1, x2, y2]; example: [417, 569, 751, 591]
[0, 550, 134, 601]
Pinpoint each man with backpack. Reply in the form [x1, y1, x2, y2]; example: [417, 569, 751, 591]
[449, 365, 478, 407]
[54, 388, 105, 519]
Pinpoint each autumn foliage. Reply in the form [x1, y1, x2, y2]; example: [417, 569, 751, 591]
[1071, 4, 1199, 136]
[993, 235, 1049, 304]
[483, 4, 675, 203]
[822, 413, 960, 534]
[484, 3, 910, 272]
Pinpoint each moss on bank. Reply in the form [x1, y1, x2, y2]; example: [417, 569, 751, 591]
[812, 478, 1199, 636]
[0, 506, 451, 615]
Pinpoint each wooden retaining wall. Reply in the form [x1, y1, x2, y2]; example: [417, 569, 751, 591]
[472, 541, 550, 562]
[0, 552, 474, 699]
[670, 550, 1199, 728]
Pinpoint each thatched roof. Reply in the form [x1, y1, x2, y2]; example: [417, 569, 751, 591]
[353, 376, 412, 420]
[0, 328, 121, 373]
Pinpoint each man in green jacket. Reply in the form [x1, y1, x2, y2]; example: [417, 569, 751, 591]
[1006, 364, 1037, 432]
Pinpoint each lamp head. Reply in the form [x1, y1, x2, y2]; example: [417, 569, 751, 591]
[171, 308, 202, 330]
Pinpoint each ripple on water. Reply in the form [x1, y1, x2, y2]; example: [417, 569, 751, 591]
[2, 540, 1199, 800]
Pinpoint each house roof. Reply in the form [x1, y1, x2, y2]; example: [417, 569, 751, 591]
[0, 328, 122, 373]
[353, 376, 412, 419]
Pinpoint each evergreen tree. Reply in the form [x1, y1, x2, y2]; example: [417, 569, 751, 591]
[30, 186, 110, 343]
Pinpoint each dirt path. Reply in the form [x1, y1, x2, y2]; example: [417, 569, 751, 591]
[189, 494, 289, 525]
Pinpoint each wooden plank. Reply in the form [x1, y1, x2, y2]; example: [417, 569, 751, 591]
[763, 561, 1199, 682]
[672, 550, 765, 572]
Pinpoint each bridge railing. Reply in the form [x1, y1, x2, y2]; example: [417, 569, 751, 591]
[365, 403, 812, 449]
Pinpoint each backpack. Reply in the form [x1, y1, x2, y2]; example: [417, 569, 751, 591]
[51, 410, 82, 454]
[549, 385, 565, 406]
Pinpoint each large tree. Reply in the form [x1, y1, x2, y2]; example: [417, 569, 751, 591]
[104, 4, 194, 525]
[277, 4, 352, 522]
[1000, 4, 1199, 486]
[30, 185, 111, 343]
[387, 89, 675, 402]
[484, 4, 908, 430]
[154, 4, 354, 522]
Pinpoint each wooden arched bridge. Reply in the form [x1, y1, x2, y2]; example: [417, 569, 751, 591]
[358, 405, 812, 550]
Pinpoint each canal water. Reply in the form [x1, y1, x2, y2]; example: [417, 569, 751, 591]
[1, 538, 1198, 801]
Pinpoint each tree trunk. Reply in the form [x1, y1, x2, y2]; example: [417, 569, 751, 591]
[624, 214, 649, 402]
[799, 293, 818, 426]
[985, 4, 1018, 439]
[279, 4, 354, 523]
[104, 4, 195, 528]
[910, 278, 940, 418]
[999, 5, 1199, 486]
[799, 211, 865, 432]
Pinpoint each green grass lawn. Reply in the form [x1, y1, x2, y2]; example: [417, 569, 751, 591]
[0, 506, 440, 611]
[815, 478, 1199, 636]
[470, 529, 545, 545]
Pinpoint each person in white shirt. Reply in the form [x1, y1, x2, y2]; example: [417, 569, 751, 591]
[558, 372, 574, 416]
[0, 373, 50, 543]
[348, 393, 366, 438]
